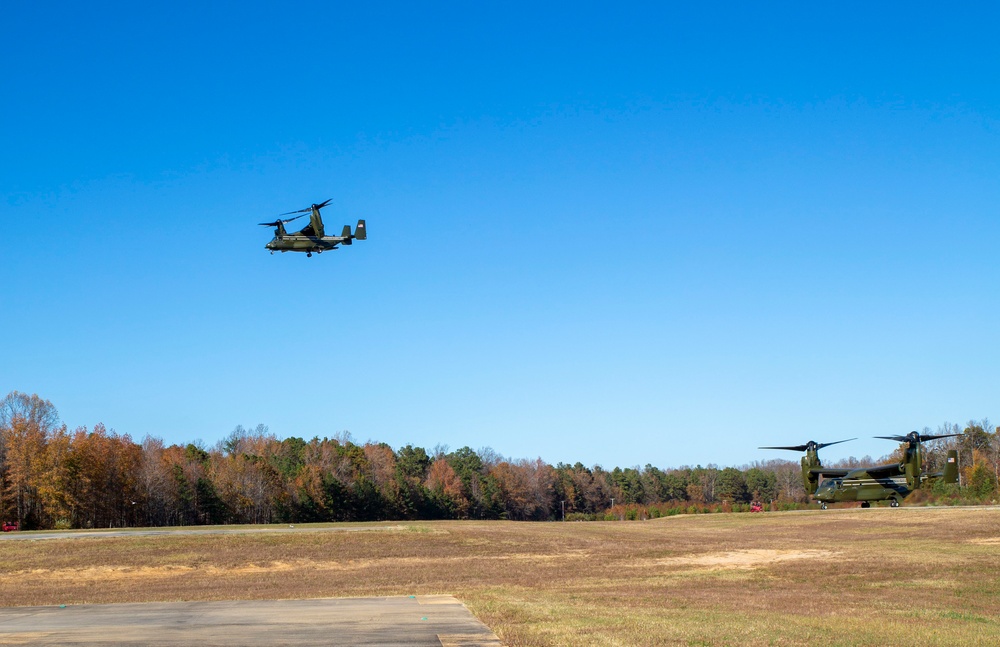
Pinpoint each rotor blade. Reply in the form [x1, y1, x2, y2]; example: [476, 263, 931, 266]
[918, 433, 962, 442]
[876, 431, 963, 445]
[258, 214, 305, 226]
[313, 198, 333, 210]
[278, 207, 313, 216]
[759, 438, 855, 452]
[814, 438, 856, 450]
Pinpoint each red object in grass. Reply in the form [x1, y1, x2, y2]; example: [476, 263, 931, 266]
[2, 522, 17, 532]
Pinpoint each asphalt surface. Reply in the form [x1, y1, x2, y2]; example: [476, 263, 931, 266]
[0, 596, 503, 646]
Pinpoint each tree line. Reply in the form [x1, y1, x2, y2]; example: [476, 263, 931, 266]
[1, 391, 997, 529]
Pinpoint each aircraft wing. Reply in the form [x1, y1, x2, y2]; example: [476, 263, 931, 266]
[857, 462, 903, 477]
[809, 468, 851, 477]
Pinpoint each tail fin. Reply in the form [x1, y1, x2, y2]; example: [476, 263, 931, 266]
[354, 219, 366, 240]
[944, 450, 958, 484]
[341, 224, 353, 245]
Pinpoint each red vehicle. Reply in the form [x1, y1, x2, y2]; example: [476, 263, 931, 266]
[2, 522, 18, 532]
[749, 502, 764, 513]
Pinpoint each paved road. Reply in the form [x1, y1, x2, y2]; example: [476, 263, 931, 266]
[0, 596, 503, 646]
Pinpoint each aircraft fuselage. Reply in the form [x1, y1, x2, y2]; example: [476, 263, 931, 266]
[814, 474, 909, 503]
[265, 235, 349, 254]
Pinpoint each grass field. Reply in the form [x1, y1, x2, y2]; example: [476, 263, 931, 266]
[1, 507, 998, 646]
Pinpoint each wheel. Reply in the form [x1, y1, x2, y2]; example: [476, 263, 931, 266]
[890, 499, 899, 508]
[307, 252, 312, 257]
[820, 503, 827, 510]
[860, 501, 870, 508]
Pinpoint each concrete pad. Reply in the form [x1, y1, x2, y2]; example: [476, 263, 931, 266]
[0, 596, 503, 646]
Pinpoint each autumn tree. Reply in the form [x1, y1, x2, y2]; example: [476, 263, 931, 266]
[763, 459, 806, 502]
[362, 442, 399, 518]
[683, 465, 720, 503]
[966, 458, 997, 500]
[552, 463, 616, 513]
[492, 459, 555, 520]
[491, 461, 534, 520]
[138, 435, 177, 526]
[426, 457, 467, 517]
[0, 392, 60, 528]
[2, 416, 48, 527]
[0, 391, 59, 431]
[960, 420, 998, 489]
[35, 424, 74, 528]
[64, 424, 143, 528]
[210, 425, 286, 524]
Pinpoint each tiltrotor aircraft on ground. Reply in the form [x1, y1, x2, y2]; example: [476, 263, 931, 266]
[259, 199, 366, 256]
[760, 432, 959, 508]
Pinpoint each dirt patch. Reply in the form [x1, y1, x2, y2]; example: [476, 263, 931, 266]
[22, 565, 195, 582]
[10, 550, 594, 585]
[655, 549, 837, 570]
[967, 537, 1000, 545]
[15, 560, 336, 583]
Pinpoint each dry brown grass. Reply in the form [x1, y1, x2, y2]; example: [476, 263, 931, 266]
[2, 508, 999, 645]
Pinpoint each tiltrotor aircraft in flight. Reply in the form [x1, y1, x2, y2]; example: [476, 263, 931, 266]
[259, 199, 366, 257]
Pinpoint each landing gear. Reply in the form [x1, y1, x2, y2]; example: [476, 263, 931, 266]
[890, 499, 900, 508]
[820, 503, 827, 510]
[860, 501, 870, 508]
[307, 252, 312, 257]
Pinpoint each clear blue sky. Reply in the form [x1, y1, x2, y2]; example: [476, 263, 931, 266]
[2, 2, 997, 469]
